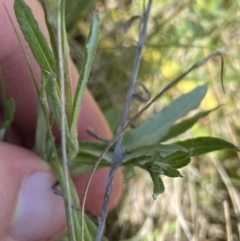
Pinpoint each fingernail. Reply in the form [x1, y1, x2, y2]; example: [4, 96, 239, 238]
[10, 172, 66, 241]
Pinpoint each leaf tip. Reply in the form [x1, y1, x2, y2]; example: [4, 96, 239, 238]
[152, 193, 159, 200]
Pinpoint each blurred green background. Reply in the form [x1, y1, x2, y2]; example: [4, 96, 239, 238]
[66, 0, 240, 240]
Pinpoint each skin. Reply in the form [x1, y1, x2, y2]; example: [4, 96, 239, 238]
[0, 0, 123, 240]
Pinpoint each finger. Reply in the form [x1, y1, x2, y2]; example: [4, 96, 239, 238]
[0, 142, 66, 241]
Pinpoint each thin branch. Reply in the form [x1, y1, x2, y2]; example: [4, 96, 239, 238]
[57, 0, 76, 240]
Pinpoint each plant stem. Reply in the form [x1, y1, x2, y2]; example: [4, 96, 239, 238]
[95, 1, 153, 240]
[57, 0, 76, 240]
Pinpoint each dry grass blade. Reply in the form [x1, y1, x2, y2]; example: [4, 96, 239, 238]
[174, 178, 182, 241]
[211, 154, 240, 237]
[223, 199, 233, 241]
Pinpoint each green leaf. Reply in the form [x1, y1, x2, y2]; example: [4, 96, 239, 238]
[163, 167, 183, 178]
[73, 142, 187, 166]
[45, 73, 78, 157]
[70, 12, 100, 141]
[4, 99, 15, 127]
[40, 0, 73, 119]
[69, 142, 112, 177]
[70, 157, 105, 177]
[143, 148, 190, 175]
[41, 1, 73, 119]
[14, 0, 56, 74]
[176, 137, 240, 156]
[78, 142, 113, 163]
[159, 150, 191, 169]
[122, 144, 188, 166]
[35, 103, 48, 156]
[39, 0, 58, 62]
[149, 162, 183, 178]
[124, 166, 136, 180]
[149, 172, 165, 200]
[45, 73, 61, 125]
[35, 74, 49, 157]
[123, 85, 208, 151]
[160, 106, 221, 142]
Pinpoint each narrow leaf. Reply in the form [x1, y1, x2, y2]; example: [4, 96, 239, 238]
[40, 1, 73, 118]
[45, 73, 61, 126]
[14, 0, 56, 74]
[160, 106, 221, 142]
[39, 0, 59, 65]
[35, 74, 49, 157]
[35, 104, 48, 156]
[70, 12, 100, 141]
[122, 143, 188, 163]
[149, 172, 165, 200]
[4, 99, 15, 126]
[160, 151, 191, 169]
[123, 85, 208, 151]
[150, 162, 183, 178]
[45, 73, 78, 156]
[70, 158, 106, 177]
[164, 168, 183, 178]
[176, 137, 240, 156]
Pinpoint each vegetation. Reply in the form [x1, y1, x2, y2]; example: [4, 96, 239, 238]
[1, 0, 240, 240]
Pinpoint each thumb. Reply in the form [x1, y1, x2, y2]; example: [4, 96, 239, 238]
[0, 142, 66, 241]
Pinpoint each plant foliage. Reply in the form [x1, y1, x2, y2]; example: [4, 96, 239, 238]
[0, 0, 237, 240]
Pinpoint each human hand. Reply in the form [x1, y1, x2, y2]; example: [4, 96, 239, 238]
[0, 0, 123, 240]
